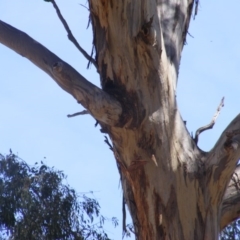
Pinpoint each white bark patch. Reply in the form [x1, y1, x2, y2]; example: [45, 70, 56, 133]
[149, 109, 163, 124]
[151, 154, 158, 167]
[231, 141, 239, 150]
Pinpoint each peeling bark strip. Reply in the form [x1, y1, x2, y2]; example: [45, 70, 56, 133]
[1, 0, 240, 239]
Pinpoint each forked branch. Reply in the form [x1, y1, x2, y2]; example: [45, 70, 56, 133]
[194, 97, 224, 144]
[0, 20, 122, 126]
[51, 0, 97, 68]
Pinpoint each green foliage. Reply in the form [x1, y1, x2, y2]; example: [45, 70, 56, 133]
[0, 152, 118, 240]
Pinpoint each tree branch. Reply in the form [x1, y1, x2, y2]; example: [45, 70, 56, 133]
[50, 0, 97, 68]
[67, 110, 89, 118]
[221, 166, 240, 229]
[0, 20, 122, 126]
[207, 114, 240, 166]
[194, 97, 224, 144]
[205, 114, 240, 199]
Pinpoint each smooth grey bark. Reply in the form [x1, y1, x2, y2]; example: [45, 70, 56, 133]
[1, 0, 240, 239]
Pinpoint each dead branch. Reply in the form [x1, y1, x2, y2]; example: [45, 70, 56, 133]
[187, 32, 194, 38]
[194, 97, 224, 144]
[51, 0, 97, 68]
[193, 0, 199, 20]
[67, 110, 89, 118]
[0, 20, 122, 126]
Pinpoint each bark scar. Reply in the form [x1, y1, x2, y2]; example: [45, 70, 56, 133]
[137, 16, 157, 46]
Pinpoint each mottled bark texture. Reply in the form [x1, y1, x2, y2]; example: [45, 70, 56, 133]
[1, 0, 240, 239]
[88, 1, 240, 239]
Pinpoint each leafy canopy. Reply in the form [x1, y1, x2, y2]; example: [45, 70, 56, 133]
[0, 152, 118, 240]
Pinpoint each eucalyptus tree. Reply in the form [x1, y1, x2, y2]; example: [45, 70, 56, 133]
[0, 152, 118, 240]
[0, 0, 240, 239]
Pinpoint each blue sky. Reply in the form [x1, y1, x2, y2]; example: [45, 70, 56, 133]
[0, 0, 239, 239]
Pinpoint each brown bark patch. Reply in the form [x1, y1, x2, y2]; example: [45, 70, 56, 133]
[194, 204, 204, 239]
[137, 129, 155, 154]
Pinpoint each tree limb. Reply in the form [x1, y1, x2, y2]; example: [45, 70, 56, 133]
[194, 97, 224, 144]
[205, 114, 240, 200]
[207, 113, 240, 167]
[0, 20, 122, 126]
[51, 0, 97, 68]
[221, 166, 240, 229]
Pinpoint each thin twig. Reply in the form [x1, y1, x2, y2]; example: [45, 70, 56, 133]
[187, 32, 194, 38]
[193, 0, 199, 20]
[67, 110, 89, 118]
[79, 4, 89, 11]
[51, 0, 97, 68]
[122, 196, 127, 237]
[194, 97, 224, 144]
[104, 136, 113, 151]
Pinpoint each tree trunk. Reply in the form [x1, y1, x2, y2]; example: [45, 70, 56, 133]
[88, 1, 240, 239]
[1, 0, 240, 239]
